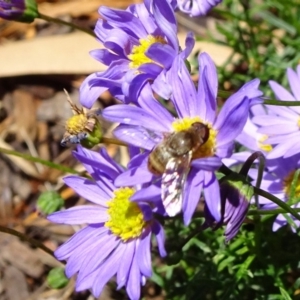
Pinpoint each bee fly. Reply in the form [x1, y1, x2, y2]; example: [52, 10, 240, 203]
[148, 122, 210, 216]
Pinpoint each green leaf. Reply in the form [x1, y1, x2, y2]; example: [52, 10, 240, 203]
[235, 254, 255, 282]
[256, 10, 296, 35]
[47, 267, 69, 289]
[279, 287, 292, 300]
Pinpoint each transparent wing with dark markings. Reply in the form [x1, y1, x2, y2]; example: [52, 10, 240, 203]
[161, 151, 192, 217]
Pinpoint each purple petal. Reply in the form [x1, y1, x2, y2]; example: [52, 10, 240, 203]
[266, 138, 299, 159]
[117, 242, 135, 289]
[91, 242, 124, 297]
[114, 125, 160, 150]
[63, 176, 109, 206]
[152, 71, 172, 99]
[258, 124, 298, 135]
[287, 68, 300, 99]
[115, 164, 154, 186]
[103, 28, 135, 57]
[80, 73, 108, 109]
[183, 168, 204, 225]
[54, 225, 105, 260]
[131, 184, 161, 202]
[102, 105, 170, 132]
[138, 83, 174, 124]
[191, 156, 222, 171]
[137, 231, 152, 277]
[180, 31, 195, 60]
[65, 228, 108, 278]
[146, 43, 176, 69]
[269, 80, 295, 101]
[215, 96, 250, 146]
[79, 235, 119, 280]
[203, 172, 221, 222]
[198, 52, 218, 99]
[152, 0, 177, 50]
[99, 6, 147, 39]
[168, 57, 198, 117]
[196, 52, 218, 122]
[252, 115, 296, 126]
[152, 220, 167, 257]
[90, 49, 120, 65]
[48, 206, 108, 224]
[126, 250, 141, 300]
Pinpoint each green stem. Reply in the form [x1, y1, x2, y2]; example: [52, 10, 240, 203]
[0, 225, 54, 257]
[248, 207, 300, 216]
[263, 99, 300, 106]
[0, 147, 82, 176]
[254, 187, 300, 222]
[38, 13, 96, 38]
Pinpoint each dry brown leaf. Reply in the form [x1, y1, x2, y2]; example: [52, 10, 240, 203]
[3, 265, 29, 300]
[1, 236, 44, 278]
[0, 31, 233, 78]
[38, 0, 143, 17]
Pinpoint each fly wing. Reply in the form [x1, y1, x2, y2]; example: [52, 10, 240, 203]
[161, 151, 192, 217]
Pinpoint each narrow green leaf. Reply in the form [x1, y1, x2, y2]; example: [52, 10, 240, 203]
[0, 147, 81, 176]
[235, 255, 255, 282]
[279, 287, 292, 300]
[256, 10, 296, 35]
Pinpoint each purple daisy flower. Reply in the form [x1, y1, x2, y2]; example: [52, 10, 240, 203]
[102, 52, 262, 225]
[175, 0, 223, 17]
[48, 146, 166, 300]
[79, 0, 194, 108]
[0, 0, 38, 22]
[251, 65, 300, 160]
[249, 155, 300, 232]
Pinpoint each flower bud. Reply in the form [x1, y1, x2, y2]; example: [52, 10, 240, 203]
[203, 173, 253, 242]
[0, 0, 39, 23]
[37, 191, 64, 215]
[47, 267, 69, 289]
[220, 173, 253, 242]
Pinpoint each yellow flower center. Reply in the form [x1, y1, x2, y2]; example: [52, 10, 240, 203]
[257, 134, 272, 152]
[172, 117, 217, 158]
[66, 114, 88, 135]
[297, 118, 300, 127]
[283, 170, 300, 199]
[105, 187, 146, 241]
[128, 35, 166, 69]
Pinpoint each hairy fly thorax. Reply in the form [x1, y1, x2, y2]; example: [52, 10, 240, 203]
[148, 122, 210, 175]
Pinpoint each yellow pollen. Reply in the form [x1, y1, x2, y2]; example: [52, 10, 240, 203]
[257, 134, 273, 152]
[66, 114, 88, 135]
[172, 117, 217, 158]
[128, 35, 166, 69]
[105, 187, 146, 241]
[297, 118, 300, 127]
[283, 170, 300, 199]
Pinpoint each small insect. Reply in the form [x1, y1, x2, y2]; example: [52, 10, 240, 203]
[148, 122, 210, 216]
[61, 90, 102, 148]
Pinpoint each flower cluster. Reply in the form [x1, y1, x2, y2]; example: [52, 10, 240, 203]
[44, 0, 300, 299]
[234, 66, 300, 232]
